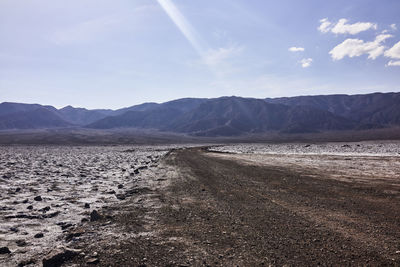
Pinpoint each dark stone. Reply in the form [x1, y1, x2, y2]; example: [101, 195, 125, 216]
[40, 206, 51, 212]
[42, 211, 60, 218]
[116, 194, 126, 200]
[34, 233, 44, 238]
[18, 258, 36, 267]
[34, 196, 42, 201]
[27, 205, 33, 210]
[42, 247, 81, 267]
[117, 184, 124, 189]
[10, 227, 19, 233]
[84, 203, 90, 209]
[16, 240, 27, 247]
[65, 231, 83, 241]
[61, 223, 73, 230]
[0, 247, 11, 254]
[90, 210, 102, 222]
[16, 187, 21, 192]
[22, 199, 28, 203]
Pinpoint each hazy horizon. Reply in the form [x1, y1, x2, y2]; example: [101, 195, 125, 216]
[1, 0, 400, 109]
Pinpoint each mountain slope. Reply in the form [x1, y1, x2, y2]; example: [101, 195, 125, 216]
[87, 107, 183, 129]
[88, 96, 356, 136]
[0, 107, 71, 130]
[168, 97, 355, 136]
[265, 92, 400, 126]
[0, 102, 57, 116]
[58, 106, 113, 125]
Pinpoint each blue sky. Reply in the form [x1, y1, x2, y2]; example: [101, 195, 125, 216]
[1, 0, 400, 109]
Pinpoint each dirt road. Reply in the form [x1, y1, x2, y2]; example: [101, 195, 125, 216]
[69, 147, 400, 266]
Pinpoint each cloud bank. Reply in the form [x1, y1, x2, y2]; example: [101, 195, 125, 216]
[329, 34, 392, 60]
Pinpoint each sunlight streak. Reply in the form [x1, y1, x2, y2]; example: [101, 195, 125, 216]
[156, 0, 205, 55]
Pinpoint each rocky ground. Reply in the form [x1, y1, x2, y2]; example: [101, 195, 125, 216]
[1, 142, 400, 266]
[0, 145, 189, 266]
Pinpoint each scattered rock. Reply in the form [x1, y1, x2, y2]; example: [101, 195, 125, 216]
[34, 196, 42, 201]
[27, 205, 33, 210]
[42, 247, 81, 267]
[86, 257, 99, 264]
[42, 211, 60, 218]
[15, 187, 21, 192]
[0, 246, 11, 254]
[34, 233, 44, 238]
[10, 227, 19, 233]
[22, 199, 29, 203]
[117, 184, 124, 189]
[90, 210, 102, 222]
[40, 206, 51, 212]
[116, 194, 126, 200]
[65, 230, 84, 241]
[16, 240, 27, 247]
[60, 223, 73, 230]
[17, 258, 36, 267]
[84, 203, 90, 209]
[106, 190, 116, 194]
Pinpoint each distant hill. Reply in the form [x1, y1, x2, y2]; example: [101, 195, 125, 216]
[0, 107, 71, 130]
[89, 98, 207, 129]
[0, 102, 57, 116]
[1, 92, 399, 135]
[88, 96, 357, 136]
[58, 105, 113, 125]
[265, 92, 400, 126]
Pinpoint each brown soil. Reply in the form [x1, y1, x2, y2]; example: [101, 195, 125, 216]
[69, 147, 400, 266]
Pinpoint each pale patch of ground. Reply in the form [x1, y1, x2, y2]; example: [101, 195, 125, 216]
[0, 145, 191, 266]
[209, 142, 400, 186]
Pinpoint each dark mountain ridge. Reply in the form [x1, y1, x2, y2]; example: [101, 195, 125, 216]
[1, 92, 399, 135]
[265, 92, 400, 126]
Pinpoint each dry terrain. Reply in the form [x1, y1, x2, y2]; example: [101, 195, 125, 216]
[1, 142, 400, 266]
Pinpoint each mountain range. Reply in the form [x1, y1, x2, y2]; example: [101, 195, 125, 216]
[0, 92, 399, 136]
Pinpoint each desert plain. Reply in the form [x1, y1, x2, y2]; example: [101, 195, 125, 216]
[1, 141, 400, 266]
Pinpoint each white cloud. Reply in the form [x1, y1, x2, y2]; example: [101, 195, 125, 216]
[300, 58, 312, 68]
[319, 18, 377, 35]
[384, 41, 400, 59]
[288, 47, 305, 52]
[390, 24, 397, 31]
[329, 34, 392, 60]
[331, 19, 377, 35]
[387, 60, 400, 66]
[318, 18, 332, 33]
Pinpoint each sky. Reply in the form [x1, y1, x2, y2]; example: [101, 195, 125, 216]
[1, 0, 400, 109]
